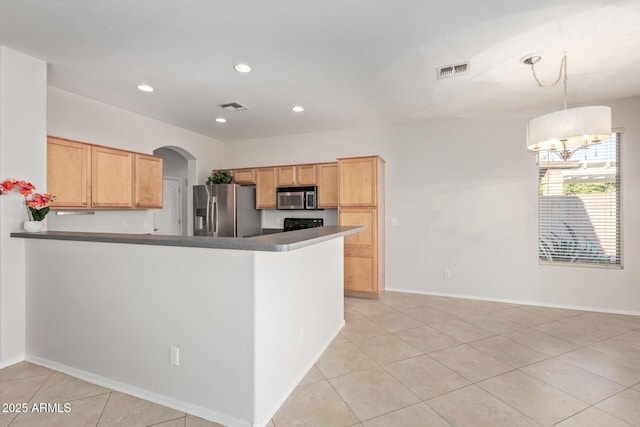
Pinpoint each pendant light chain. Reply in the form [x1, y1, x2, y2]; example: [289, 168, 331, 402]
[529, 54, 568, 109]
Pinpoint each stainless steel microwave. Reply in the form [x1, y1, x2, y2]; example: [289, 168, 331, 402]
[276, 186, 317, 210]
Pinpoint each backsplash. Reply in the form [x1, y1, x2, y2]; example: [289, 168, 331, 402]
[47, 210, 153, 234]
[261, 209, 338, 229]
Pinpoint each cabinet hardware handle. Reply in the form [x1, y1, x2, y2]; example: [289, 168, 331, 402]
[136, 202, 140, 207]
[82, 202, 88, 206]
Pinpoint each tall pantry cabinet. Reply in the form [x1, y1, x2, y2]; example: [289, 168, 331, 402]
[338, 156, 385, 298]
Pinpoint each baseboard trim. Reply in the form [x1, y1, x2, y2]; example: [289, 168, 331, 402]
[23, 355, 250, 427]
[0, 354, 25, 369]
[23, 320, 346, 427]
[385, 287, 640, 317]
[255, 319, 345, 426]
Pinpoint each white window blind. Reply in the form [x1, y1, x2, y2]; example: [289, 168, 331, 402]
[538, 132, 621, 267]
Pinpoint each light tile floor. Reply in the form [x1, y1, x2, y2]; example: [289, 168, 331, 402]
[1, 291, 640, 426]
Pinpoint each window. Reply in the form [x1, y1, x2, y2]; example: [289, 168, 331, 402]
[538, 131, 622, 267]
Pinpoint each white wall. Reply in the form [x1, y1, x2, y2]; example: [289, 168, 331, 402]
[46, 87, 225, 234]
[0, 47, 47, 365]
[225, 98, 640, 314]
[25, 237, 345, 426]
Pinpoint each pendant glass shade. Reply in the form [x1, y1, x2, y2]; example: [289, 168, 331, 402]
[526, 106, 612, 152]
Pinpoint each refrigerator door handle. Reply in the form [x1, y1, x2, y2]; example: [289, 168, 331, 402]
[208, 195, 215, 235]
[214, 196, 219, 237]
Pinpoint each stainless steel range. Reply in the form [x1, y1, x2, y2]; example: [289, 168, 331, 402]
[283, 218, 324, 232]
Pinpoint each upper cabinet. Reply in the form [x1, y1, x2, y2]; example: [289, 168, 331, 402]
[134, 154, 163, 208]
[338, 156, 380, 206]
[47, 136, 163, 210]
[232, 168, 256, 184]
[296, 164, 317, 185]
[47, 137, 92, 209]
[277, 164, 317, 186]
[212, 161, 337, 210]
[256, 167, 277, 209]
[317, 162, 338, 208]
[92, 146, 134, 208]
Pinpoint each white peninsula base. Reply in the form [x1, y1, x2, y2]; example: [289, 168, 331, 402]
[22, 235, 346, 426]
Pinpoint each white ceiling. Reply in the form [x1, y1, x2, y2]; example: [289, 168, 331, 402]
[1, 0, 639, 142]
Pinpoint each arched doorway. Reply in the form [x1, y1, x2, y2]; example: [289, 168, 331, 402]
[153, 146, 197, 236]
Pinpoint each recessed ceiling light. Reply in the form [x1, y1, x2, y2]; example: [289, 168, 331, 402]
[137, 84, 154, 92]
[292, 105, 305, 113]
[215, 117, 227, 123]
[234, 63, 252, 73]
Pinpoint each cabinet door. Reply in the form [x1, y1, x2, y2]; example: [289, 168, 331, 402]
[135, 154, 163, 208]
[256, 167, 277, 209]
[317, 163, 338, 208]
[339, 207, 378, 295]
[277, 166, 296, 186]
[296, 164, 317, 185]
[338, 157, 378, 206]
[233, 168, 256, 184]
[47, 137, 92, 209]
[92, 146, 134, 208]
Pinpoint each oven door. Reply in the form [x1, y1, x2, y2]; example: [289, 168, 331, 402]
[277, 191, 305, 210]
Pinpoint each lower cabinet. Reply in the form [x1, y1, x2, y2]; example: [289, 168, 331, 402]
[339, 207, 382, 297]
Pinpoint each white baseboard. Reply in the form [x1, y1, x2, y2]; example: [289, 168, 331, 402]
[23, 355, 250, 427]
[385, 287, 640, 317]
[23, 321, 345, 427]
[0, 354, 25, 369]
[254, 319, 345, 427]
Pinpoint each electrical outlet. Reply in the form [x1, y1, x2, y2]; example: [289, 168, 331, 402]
[390, 217, 398, 226]
[170, 346, 180, 366]
[444, 269, 452, 279]
[298, 326, 305, 344]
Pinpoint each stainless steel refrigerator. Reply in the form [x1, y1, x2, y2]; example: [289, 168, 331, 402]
[193, 184, 261, 237]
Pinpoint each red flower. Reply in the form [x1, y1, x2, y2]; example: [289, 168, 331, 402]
[0, 179, 35, 197]
[26, 193, 53, 208]
[1, 179, 55, 221]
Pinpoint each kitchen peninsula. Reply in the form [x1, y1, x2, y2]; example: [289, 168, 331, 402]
[12, 226, 362, 427]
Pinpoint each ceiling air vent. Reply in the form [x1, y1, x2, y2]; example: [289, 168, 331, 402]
[436, 62, 470, 80]
[219, 102, 249, 112]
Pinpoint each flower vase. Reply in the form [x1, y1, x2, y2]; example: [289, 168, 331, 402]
[24, 221, 43, 233]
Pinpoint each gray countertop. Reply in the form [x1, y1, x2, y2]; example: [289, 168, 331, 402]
[11, 226, 364, 252]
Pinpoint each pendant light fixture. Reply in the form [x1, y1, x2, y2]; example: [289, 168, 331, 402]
[524, 54, 611, 161]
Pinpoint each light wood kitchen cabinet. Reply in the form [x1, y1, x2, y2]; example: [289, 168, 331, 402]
[48, 136, 163, 210]
[338, 156, 380, 206]
[232, 168, 256, 184]
[340, 207, 378, 294]
[92, 146, 134, 208]
[277, 166, 296, 186]
[256, 167, 277, 209]
[296, 164, 317, 185]
[134, 154, 163, 208]
[277, 164, 317, 186]
[317, 162, 338, 208]
[338, 156, 385, 298]
[47, 137, 92, 209]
